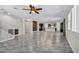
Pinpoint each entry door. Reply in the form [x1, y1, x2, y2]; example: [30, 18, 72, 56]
[33, 21, 37, 31]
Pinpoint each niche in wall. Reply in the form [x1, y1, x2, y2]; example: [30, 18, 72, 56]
[48, 24, 51, 28]
[33, 21, 37, 31]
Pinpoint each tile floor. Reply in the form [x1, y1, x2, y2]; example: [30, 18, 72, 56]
[0, 31, 73, 53]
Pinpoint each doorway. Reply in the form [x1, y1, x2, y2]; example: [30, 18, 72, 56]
[39, 23, 45, 31]
[33, 21, 37, 31]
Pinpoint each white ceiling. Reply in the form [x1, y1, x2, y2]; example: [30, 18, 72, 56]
[0, 5, 73, 23]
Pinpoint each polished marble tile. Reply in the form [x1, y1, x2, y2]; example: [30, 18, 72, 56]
[0, 31, 73, 53]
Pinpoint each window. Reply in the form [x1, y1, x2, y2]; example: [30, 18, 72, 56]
[68, 5, 76, 32]
[71, 6, 76, 32]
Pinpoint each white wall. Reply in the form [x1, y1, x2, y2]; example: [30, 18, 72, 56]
[25, 21, 32, 33]
[66, 5, 79, 53]
[66, 30, 79, 53]
[44, 23, 48, 31]
[68, 11, 72, 30]
[0, 18, 1, 30]
[36, 21, 39, 31]
[56, 22, 60, 32]
[0, 18, 1, 39]
[0, 15, 24, 35]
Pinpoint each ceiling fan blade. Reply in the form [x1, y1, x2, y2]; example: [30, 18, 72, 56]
[35, 11, 39, 14]
[29, 5, 33, 8]
[36, 8, 42, 10]
[23, 8, 30, 10]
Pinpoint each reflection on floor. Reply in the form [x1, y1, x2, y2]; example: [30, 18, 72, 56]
[0, 30, 14, 42]
[0, 31, 73, 53]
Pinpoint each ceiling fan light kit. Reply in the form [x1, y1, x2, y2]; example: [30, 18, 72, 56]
[31, 11, 35, 13]
[23, 5, 42, 14]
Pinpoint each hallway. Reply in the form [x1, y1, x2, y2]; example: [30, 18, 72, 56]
[0, 31, 73, 53]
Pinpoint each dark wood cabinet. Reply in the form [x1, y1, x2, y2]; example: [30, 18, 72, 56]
[8, 29, 18, 35]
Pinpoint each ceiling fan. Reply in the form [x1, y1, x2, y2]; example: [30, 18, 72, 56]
[23, 5, 42, 14]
